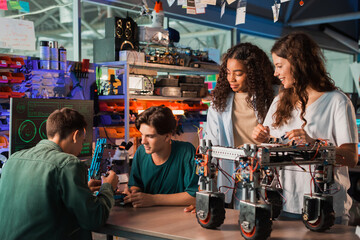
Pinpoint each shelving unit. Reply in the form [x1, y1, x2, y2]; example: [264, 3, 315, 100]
[96, 61, 219, 142]
[98, 61, 219, 75]
[99, 94, 207, 101]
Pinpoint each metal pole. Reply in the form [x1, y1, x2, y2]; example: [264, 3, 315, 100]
[73, 0, 81, 61]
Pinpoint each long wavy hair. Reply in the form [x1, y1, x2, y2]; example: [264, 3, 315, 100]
[211, 42, 278, 123]
[271, 32, 337, 128]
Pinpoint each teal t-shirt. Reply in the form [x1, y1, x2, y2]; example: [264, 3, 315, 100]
[128, 140, 199, 197]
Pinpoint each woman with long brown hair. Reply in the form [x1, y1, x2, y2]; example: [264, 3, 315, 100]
[253, 32, 358, 224]
[205, 42, 279, 208]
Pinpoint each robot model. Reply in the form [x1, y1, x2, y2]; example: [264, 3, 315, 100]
[88, 138, 133, 181]
[195, 139, 336, 240]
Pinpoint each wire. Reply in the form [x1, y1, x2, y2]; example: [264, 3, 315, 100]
[250, 158, 259, 173]
[95, 113, 116, 145]
[273, 168, 282, 189]
[8, 3, 72, 18]
[310, 143, 321, 161]
[218, 185, 235, 195]
[291, 160, 307, 171]
[195, 145, 200, 154]
[218, 160, 236, 183]
[309, 165, 313, 197]
[217, 164, 233, 185]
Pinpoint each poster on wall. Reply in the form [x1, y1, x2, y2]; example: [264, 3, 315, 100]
[0, 17, 36, 51]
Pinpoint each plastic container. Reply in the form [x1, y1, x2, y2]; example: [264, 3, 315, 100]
[0, 56, 11, 67]
[50, 61, 59, 70]
[49, 41, 58, 61]
[39, 60, 50, 70]
[152, 1, 164, 28]
[59, 47, 67, 71]
[11, 92, 25, 98]
[9, 57, 24, 68]
[50, 41, 59, 70]
[39, 41, 50, 60]
[0, 72, 11, 83]
[0, 86, 12, 98]
[59, 47, 67, 62]
[10, 73, 25, 83]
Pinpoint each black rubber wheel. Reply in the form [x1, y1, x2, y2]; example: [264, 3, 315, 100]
[239, 207, 272, 240]
[196, 195, 226, 229]
[302, 200, 335, 232]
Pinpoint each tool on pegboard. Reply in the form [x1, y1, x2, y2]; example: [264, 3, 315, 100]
[68, 59, 90, 99]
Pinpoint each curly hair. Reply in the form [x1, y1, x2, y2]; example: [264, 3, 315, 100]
[271, 32, 337, 128]
[211, 42, 278, 123]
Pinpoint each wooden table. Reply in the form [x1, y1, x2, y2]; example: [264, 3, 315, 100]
[95, 206, 358, 240]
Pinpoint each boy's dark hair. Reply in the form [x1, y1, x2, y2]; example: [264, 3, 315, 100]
[135, 106, 176, 135]
[46, 108, 87, 140]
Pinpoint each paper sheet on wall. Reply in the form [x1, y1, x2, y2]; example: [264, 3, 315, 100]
[0, 17, 35, 51]
[195, 0, 206, 8]
[350, 62, 360, 93]
[200, 0, 216, 5]
[236, 0, 247, 25]
[168, 0, 176, 7]
[19, 1, 30, 13]
[195, 0, 206, 13]
[187, 0, 196, 14]
[9, 1, 22, 10]
[0, 0, 8, 10]
[272, 3, 280, 22]
[178, 0, 185, 6]
[221, 0, 226, 18]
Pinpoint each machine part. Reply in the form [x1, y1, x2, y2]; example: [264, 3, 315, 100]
[303, 197, 318, 221]
[302, 194, 335, 232]
[88, 138, 107, 181]
[239, 201, 272, 240]
[314, 165, 325, 193]
[265, 189, 283, 219]
[196, 191, 225, 229]
[88, 139, 133, 181]
[129, 75, 154, 95]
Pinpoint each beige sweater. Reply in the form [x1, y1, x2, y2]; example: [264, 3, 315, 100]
[232, 92, 259, 147]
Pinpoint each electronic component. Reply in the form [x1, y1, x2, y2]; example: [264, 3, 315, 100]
[129, 75, 154, 95]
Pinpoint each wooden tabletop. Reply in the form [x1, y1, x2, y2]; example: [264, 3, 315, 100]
[96, 206, 358, 240]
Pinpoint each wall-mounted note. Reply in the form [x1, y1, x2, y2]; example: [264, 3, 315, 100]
[19, 1, 30, 13]
[9, 1, 22, 10]
[0, 0, 8, 10]
[0, 17, 36, 51]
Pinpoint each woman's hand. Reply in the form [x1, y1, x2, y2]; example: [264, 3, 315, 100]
[284, 129, 315, 144]
[252, 124, 270, 143]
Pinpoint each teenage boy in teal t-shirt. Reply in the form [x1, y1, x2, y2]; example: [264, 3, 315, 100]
[124, 106, 198, 208]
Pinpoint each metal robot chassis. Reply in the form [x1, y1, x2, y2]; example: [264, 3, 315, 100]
[195, 139, 336, 240]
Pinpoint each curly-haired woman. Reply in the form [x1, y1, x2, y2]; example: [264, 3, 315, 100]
[253, 32, 358, 225]
[204, 42, 279, 208]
